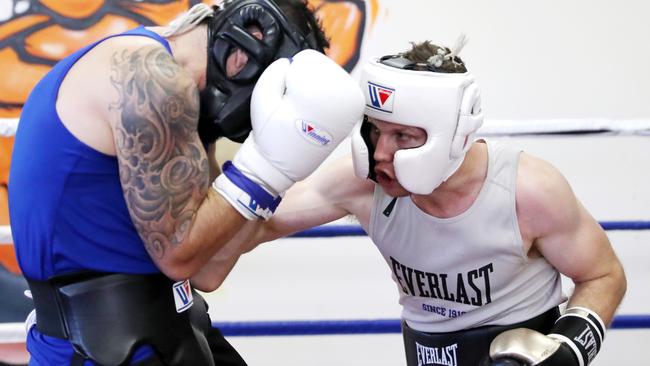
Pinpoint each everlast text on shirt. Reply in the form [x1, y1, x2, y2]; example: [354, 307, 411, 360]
[389, 257, 494, 306]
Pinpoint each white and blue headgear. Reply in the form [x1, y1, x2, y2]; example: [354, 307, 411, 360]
[351, 45, 484, 195]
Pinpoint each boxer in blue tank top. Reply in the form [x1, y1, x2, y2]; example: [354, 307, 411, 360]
[7, 1, 336, 364]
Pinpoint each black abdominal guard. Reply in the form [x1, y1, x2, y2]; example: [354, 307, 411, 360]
[198, 0, 324, 144]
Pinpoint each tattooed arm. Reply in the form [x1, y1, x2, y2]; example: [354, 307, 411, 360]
[110, 45, 246, 280]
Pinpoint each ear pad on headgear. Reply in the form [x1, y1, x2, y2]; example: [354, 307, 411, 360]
[351, 117, 378, 181]
[450, 81, 483, 159]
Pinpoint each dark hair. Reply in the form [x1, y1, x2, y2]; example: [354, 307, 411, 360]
[206, 0, 329, 50]
[401, 40, 466, 73]
[274, 0, 330, 50]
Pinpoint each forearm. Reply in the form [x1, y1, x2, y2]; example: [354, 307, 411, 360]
[190, 211, 303, 291]
[206, 142, 220, 182]
[190, 199, 339, 291]
[151, 190, 246, 281]
[191, 249, 241, 292]
[191, 220, 262, 291]
[567, 261, 627, 325]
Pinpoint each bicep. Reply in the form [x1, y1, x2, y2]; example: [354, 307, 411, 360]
[111, 45, 209, 263]
[536, 201, 613, 282]
[521, 157, 614, 282]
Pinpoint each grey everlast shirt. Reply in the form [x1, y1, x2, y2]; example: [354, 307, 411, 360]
[368, 140, 565, 333]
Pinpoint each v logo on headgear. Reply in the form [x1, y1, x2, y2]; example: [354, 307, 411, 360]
[367, 82, 395, 113]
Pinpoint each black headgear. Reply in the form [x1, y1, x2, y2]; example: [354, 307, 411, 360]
[198, 0, 324, 144]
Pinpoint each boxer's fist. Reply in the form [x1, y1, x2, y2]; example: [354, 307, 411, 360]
[483, 307, 606, 366]
[481, 328, 577, 366]
[480, 358, 525, 366]
[239, 49, 364, 192]
[215, 50, 364, 219]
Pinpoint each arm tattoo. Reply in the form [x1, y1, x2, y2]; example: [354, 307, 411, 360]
[110, 45, 209, 261]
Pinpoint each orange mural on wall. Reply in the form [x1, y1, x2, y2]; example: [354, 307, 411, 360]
[0, 136, 14, 272]
[0, 0, 377, 117]
[0, 0, 379, 273]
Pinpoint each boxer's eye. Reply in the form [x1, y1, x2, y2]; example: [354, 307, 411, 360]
[367, 127, 380, 147]
[225, 48, 249, 78]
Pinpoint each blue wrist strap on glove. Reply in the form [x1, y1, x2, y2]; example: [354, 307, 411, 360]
[221, 161, 282, 218]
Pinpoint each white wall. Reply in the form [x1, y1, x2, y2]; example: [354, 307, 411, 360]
[204, 1, 650, 363]
[358, 0, 650, 121]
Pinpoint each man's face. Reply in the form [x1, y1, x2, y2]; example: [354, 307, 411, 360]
[367, 117, 427, 197]
[224, 26, 263, 78]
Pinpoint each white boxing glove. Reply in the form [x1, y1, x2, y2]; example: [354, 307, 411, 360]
[214, 49, 364, 219]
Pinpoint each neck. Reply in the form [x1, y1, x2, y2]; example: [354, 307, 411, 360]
[152, 24, 208, 89]
[410, 141, 488, 218]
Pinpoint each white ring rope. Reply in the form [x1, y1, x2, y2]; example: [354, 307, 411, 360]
[478, 118, 650, 136]
[0, 323, 26, 343]
[2, 118, 650, 138]
[0, 226, 11, 244]
[0, 117, 648, 244]
[0, 118, 18, 138]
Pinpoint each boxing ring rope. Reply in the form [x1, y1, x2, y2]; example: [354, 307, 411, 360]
[2, 116, 648, 243]
[0, 118, 18, 138]
[1, 117, 650, 343]
[2, 117, 650, 138]
[212, 315, 650, 336]
[2, 221, 650, 246]
[1, 315, 648, 341]
[1, 221, 649, 338]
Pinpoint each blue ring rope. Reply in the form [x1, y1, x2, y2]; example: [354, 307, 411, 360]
[290, 221, 650, 238]
[232, 222, 650, 336]
[600, 221, 650, 230]
[213, 315, 650, 336]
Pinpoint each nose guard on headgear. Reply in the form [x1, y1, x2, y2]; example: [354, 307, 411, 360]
[198, 0, 324, 144]
[351, 57, 484, 194]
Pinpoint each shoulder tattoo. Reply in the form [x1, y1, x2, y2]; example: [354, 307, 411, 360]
[110, 45, 209, 260]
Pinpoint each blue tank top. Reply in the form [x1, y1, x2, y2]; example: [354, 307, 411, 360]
[8, 26, 171, 365]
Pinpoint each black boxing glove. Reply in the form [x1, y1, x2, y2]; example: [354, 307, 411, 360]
[483, 307, 606, 366]
[479, 358, 526, 366]
[480, 328, 578, 365]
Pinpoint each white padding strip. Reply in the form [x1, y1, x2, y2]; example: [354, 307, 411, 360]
[0, 323, 26, 344]
[0, 225, 12, 244]
[0, 118, 18, 138]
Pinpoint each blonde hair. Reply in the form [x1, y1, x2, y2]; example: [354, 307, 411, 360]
[162, 3, 217, 37]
